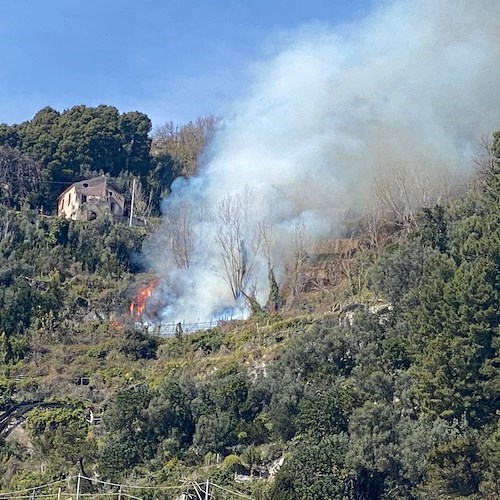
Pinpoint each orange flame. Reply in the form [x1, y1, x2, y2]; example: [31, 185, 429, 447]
[130, 279, 159, 318]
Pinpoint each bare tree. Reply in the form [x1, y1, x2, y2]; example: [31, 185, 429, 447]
[285, 220, 309, 306]
[374, 162, 416, 232]
[259, 218, 273, 267]
[259, 219, 282, 312]
[162, 201, 196, 269]
[215, 191, 262, 301]
[152, 115, 223, 178]
[374, 160, 466, 234]
[436, 165, 466, 204]
[374, 162, 447, 233]
[471, 134, 497, 192]
[130, 179, 154, 222]
[337, 237, 363, 296]
[360, 198, 385, 251]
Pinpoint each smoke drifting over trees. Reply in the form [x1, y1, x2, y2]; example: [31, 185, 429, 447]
[145, 0, 500, 322]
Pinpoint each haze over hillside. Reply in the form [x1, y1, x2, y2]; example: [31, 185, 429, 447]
[145, 0, 500, 323]
[0, 1, 498, 498]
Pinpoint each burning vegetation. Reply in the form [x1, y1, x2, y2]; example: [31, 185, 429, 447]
[130, 279, 159, 319]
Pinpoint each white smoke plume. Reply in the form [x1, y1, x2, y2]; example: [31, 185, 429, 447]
[144, 0, 500, 323]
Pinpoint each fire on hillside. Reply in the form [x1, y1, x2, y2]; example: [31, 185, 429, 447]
[130, 279, 159, 319]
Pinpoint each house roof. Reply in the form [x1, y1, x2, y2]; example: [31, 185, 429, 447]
[58, 176, 123, 200]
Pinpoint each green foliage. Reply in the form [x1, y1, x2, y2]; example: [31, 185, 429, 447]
[478, 421, 500, 497]
[99, 385, 156, 479]
[0, 146, 42, 209]
[414, 417, 482, 498]
[193, 410, 237, 455]
[413, 204, 449, 252]
[369, 239, 426, 309]
[296, 386, 357, 439]
[0, 208, 147, 363]
[270, 435, 354, 500]
[119, 327, 158, 360]
[212, 365, 249, 416]
[347, 401, 404, 498]
[407, 204, 499, 426]
[146, 376, 196, 454]
[1, 128, 499, 498]
[240, 445, 262, 473]
[26, 404, 96, 479]
[0, 105, 154, 211]
[222, 453, 244, 472]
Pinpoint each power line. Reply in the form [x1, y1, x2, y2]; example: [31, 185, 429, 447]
[0, 478, 67, 496]
[0, 475, 255, 499]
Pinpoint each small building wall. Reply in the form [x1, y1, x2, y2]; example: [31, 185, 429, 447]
[58, 186, 80, 219]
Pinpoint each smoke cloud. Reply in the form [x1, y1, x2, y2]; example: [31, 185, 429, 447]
[144, 0, 500, 323]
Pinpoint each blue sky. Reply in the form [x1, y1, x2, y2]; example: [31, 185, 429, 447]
[0, 0, 376, 129]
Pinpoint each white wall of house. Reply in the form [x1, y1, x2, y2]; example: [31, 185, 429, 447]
[58, 187, 79, 219]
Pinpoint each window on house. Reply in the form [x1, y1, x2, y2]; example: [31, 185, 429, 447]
[82, 195, 87, 203]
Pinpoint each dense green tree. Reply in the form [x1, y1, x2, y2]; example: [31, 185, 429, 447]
[369, 239, 426, 310]
[264, 318, 354, 441]
[26, 404, 96, 478]
[119, 111, 152, 176]
[18, 107, 61, 166]
[119, 327, 158, 360]
[413, 204, 449, 252]
[99, 385, 156, 478]
[0, 146, 42, 208]
[408, 205, 499, 426]
[193, 410, 238, 455]
[347, 402, 402, 498]
[295, 386, 357, 439]
[270, 435, 354, 500]
[414, 417, 482, 498]
[211, 364, 249, 417]
[478, 421, 500, 497]
[146, 376, 196, 456]
[0, 124, 21, 148]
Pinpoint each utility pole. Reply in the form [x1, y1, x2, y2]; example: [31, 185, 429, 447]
[76, 473, 81, 500]
[205, 479, 210, 500]
[129, 178, 136, 227]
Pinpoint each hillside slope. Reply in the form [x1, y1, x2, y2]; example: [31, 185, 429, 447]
[0, 137, 499, 499]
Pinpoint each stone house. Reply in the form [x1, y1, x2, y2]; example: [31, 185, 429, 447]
[57, 176, 125, 221]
